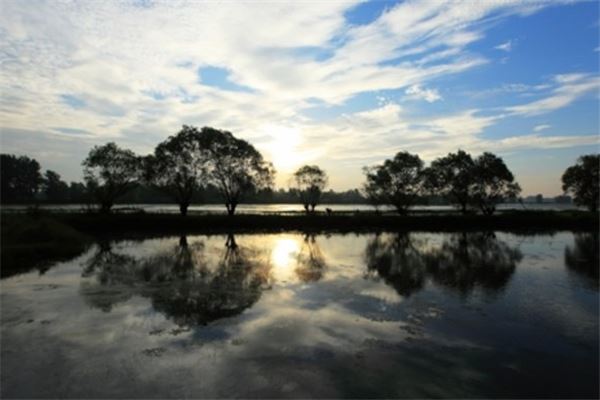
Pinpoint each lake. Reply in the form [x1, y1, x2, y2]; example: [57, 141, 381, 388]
[0, 202, 581, 214]
[1, 231, 598, 398]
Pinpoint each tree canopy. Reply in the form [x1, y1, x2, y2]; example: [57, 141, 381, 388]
[471, 152, 521, 215]
[82, 142, 140, 213]
[363, 151, 424, 214]
[292, 165, 328, 213]
[425, 150, 475, 214]
[145, 126, 208, 216]
[198, 127, 275, 215]
[561, 154, 599, 212]
[0, 154, 43, 203]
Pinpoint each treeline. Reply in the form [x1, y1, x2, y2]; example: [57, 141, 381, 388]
[1, 125, 598, 215]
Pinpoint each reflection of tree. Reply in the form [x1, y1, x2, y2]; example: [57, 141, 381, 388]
[565, 233, 599, 288]
[295, 235, 327, 282]
[364, 233, 427, 297]
[80, 234, 271, 325]
[364, 232, 522, 297]
[427, 232, 522, 296]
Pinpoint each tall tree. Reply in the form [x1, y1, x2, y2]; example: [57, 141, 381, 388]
[199, 127, 275, 215]
[43, 170, 69, 203]
[363, 151, 424, 214]
[82, 142, 140, 213]
[0, 154, 42, 203]
[471, 152, 521, 215]
[425, 150, 476, 214]
[562, 154, 599, 212]
[145, 126, 208, 216]
[292, 165, 328, 213]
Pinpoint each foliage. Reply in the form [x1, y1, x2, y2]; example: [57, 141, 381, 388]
[198, 127, 275, 215]
[471, 152, 521, 215]
[0, 154, 43, 203]
[561, 154, 599, 212]
[292, 165, 328, 213]
[145, 126, 208, 216]
[363, 151, 424, 214]
[425, 150, 475, 213]
[42, 170, 70, 203]
[82, 142, 140, 213]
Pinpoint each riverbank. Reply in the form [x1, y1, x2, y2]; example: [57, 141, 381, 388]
[3, 210, 596, 237]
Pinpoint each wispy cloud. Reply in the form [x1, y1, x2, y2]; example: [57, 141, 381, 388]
[405, 85, 442, 103]
[495, 40, 513, 52]
[533, 124, 551, 132]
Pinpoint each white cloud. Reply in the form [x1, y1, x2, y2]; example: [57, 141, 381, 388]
[495, 40, 513, 52]
[405, 85, 442, 103]
[533, 124, 551, 132]
[506, 73, 600, 116]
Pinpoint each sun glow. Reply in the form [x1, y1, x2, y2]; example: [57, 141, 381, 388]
[263, 124, 305, 172]
[270, 238, 300, 283]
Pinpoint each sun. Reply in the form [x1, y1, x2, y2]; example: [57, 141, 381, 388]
[262, 124, 305, 172]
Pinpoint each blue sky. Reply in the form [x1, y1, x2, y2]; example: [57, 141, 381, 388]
[0, 0, 598, 195]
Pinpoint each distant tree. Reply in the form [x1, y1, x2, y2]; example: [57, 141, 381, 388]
[68, 182, 89, 204]
[535, 194, 543, 204]
[0, 154, 43, 203]
[145, 126, 208, 216]
[425, 150, 475, 214]
[199, 127, 275, 215]
[363, 151, 424, 214]
[471, 152, 521, 215]
[561, 154, 599, 212]
[292, 165, 328, 213]
[43, 170, 69, 203]
[82, 142, 140, 213]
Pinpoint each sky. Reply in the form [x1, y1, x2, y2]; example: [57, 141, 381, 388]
[0, 0, 598, 196]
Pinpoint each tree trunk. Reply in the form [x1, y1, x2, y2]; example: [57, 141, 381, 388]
[303, 204, 309, 214]
[227, 202, 237, 216]
[179, 202, 189, 216]
[100, 201, 113, 213]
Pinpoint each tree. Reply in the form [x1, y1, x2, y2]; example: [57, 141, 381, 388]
[82, 142, 140, 213]
[471, 152, 521, 215]
[561, 154, 599, 212]
[425, 150, 475, 214]
[292, 165, 328, 213]
[363, 151, 424, 214]
[43, 170, 69, 203]
[198, 127, 275, 215]
[0, 154, 43, 203]
[145, 126, 208, 216]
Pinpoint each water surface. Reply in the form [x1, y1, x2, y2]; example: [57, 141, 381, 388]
[1, 232, 598, 398]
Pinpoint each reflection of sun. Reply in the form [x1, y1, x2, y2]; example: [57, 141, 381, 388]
[263, 124, 304, 172]
[270, 238, 300, 282]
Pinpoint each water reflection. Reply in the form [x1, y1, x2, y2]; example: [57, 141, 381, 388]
[81, 234, 272, 325]
[295, 235, 327, 283]
[365, 232, 522, 297]
[565, 232, 599, 288]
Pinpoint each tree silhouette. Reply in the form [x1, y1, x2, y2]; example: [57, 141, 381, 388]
[363, 151, 424, 214]
[42, 170, 70, 203]
[292, 165, 328, 213]
[145, 126, 208, 216]
[562, 154, 599, 212]
[425, 150, 475, 214]
[199, 127, 275, 215]
[471, 152, 521, 215]
[0, 154, 43, 203]
[82, 142, 140, 213]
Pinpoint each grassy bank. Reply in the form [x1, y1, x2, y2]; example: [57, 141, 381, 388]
[32, 210, 600, 237]
[0, 214, 91, 278]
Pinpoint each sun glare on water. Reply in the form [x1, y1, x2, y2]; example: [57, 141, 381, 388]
[270, 238, 300, 283]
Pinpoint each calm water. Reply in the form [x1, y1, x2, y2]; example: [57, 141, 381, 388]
[1, 232, 598, 398]
[0, 202, 580, 214]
